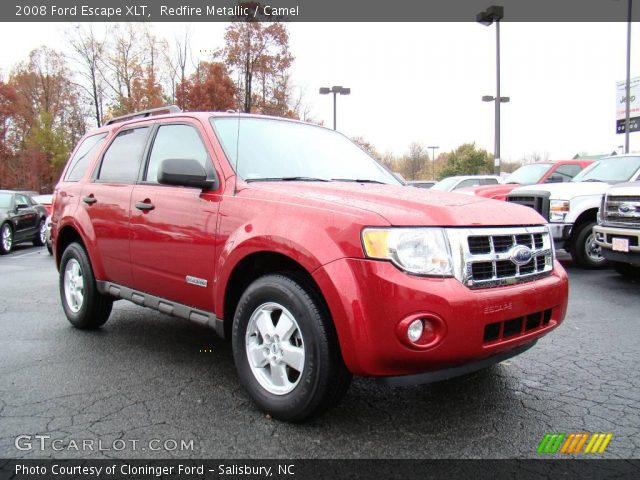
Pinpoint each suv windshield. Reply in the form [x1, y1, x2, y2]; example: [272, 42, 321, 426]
[211, 117, 399, 184]
[572, 156, 640, 183]
[505, 163, 553, 184]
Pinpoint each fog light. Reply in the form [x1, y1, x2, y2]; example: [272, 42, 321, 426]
[407, 319, 423, 343]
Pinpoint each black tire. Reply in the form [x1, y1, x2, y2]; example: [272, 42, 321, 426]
[232, 273, 352, 421]
[570, 221, 608, 269]
[46, 243, 53, 255]
[0, 223, 12, 254]
[612, 262, 640, 279]
[33, 218, 46, 246]
[59, 242, 113, 329]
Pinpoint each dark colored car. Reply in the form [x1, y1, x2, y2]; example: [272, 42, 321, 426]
[0, 190, 48, 254]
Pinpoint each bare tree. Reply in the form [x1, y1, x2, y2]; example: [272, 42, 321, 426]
[68, 24, 106, 127]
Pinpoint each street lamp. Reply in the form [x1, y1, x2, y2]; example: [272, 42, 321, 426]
[428, 146, 439, 179]
[319, 85, 350, 130]
[477, 5, 508, 175]
[624, 0, 633, 153]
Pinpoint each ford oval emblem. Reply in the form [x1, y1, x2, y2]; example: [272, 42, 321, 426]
[509, 245, 533, 266]
[618, 203, 635, 214]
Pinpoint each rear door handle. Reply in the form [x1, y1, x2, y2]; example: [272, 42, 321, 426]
[82, 196, 97, 205]
[135, 201, 155, 211]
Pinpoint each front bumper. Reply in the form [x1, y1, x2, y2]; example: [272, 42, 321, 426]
[548, 222, 573, 249]
[594, 224, 640, 266]
[313, 258, 569, 377]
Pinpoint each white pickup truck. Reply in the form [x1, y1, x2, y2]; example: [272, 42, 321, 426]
[593, 182, 640, 278]
[507, 155, 640, 268]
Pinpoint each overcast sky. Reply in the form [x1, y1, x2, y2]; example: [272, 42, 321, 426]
[0, 21, 638, 161]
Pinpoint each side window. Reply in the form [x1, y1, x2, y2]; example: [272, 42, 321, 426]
[551, 164, 582, 182]
[65, 133, 108, 182]
[145, 124, 209, 183]
[15, 194, 29, 207]
[97, 127, 150, 183]
[481, 178, 499, 185]
[456, 179, 478, 189]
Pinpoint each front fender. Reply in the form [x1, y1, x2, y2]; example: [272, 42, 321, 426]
[566, 194, 603, 223]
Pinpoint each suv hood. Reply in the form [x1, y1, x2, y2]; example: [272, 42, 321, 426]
[511, 181, 612, 200]
[245, 182, 545, 226]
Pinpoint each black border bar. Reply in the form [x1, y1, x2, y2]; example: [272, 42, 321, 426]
[2, 459, 640, 480]
[4, 0, 640, 22]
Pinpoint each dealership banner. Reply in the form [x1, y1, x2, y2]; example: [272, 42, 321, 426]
[616, 76, 640, 134]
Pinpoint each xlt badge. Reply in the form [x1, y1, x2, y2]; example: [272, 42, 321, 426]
[186, 276, 208, 288]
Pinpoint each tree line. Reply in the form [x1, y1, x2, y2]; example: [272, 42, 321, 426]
[0, 17, 532, 193]
[0, 20, 300, 193]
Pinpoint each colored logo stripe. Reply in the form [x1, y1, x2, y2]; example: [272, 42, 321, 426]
[537, 433, 565, 453]
[539, 432, 613, 454]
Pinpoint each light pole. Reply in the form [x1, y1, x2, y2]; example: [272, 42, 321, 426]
[428, 146, 439, 179]
[477, 5, 508, 175]
[319, 86, 350, 130]
[624, 0, 633, 153]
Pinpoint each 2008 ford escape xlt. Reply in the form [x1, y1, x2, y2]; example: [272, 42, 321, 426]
[52, 106, 569, 421]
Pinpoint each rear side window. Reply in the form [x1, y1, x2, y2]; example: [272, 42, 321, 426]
[553, 164, 582, 182]
[65, 133, 108, 182]
[481, 178, 499, 185]
[97, 127, 150, 183]
[145, 124, 209, 183]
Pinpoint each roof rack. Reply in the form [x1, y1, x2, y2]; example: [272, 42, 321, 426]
[105, 105, 182, 126]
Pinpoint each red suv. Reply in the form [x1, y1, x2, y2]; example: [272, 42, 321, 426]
[52, 107, 569, 421]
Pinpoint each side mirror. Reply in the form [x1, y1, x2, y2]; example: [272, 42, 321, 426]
[158, 159, 216, 189]
[546, 174, 564, 183]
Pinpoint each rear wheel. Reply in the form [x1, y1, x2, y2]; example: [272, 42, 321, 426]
[0, 223, 12, 254]
[232, 273, 351, 421]
[33, 219, 46, 246]
[59, 242, 113, 329]
[612, 262, 640, 279]
[570, 221, 607, 269]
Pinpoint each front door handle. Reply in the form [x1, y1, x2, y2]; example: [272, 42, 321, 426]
[135, 201, 155, 211]
[82, 196, 97, 205]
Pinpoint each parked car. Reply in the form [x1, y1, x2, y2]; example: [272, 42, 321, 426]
[507, 155, 640, 269]
[32, 194, 53, 216]
[457, 160, 593, 201]
[431, 175, 503, 192]
[594, 182, 640, 278]
[0, 190, 48, 254]
[408, 180, 436, 189]
[52, 107, 568, 421]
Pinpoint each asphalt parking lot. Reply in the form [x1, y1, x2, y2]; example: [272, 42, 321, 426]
[0, 244, 638, 459]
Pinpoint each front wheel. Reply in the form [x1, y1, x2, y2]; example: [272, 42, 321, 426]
[59, 242, 113, 329]
[570, 221, 607, 269]
[0, 223, 12, 254]
[232, 273, 351, 421]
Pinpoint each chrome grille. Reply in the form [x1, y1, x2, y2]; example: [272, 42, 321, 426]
[602, 195, 640, 227]
[447, 226, 554, 289]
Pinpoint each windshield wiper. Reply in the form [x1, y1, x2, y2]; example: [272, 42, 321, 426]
[581, 179, 605, 182]
[246, 176, 330, 182]
[331, 178, 386, 184]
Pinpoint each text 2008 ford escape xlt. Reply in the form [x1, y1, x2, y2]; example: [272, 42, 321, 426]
[51, 107, 569, 421]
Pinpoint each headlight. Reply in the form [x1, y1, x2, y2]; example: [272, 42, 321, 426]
[361, 228, 453, 276]
[549, 200, 570, 222]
